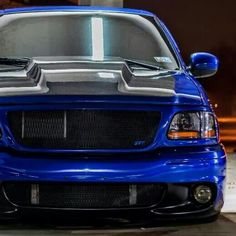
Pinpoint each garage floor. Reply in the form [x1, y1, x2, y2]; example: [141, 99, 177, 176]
[0, 214, 235, 235]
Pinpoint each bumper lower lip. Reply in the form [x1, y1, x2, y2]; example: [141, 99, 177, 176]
[0, 144, 226, 220]
[0, 205, 221, 224]
[0, 183, 221, 222]
[0, 183, 223, 222]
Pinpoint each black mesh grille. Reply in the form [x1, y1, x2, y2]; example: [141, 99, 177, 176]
[8, 110, 160, 150]
[3, 182, 165, 209]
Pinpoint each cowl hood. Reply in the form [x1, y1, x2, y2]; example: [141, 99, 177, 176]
[0, 58, 203, 105]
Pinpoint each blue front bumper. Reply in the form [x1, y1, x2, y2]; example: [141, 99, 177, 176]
[0, 144, 226, 220]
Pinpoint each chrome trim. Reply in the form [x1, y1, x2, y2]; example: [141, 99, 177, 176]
[63, 111, 67, 139]
[31, 184, 39, 205]
[129, 185, 137, 206]
[21, 111, 25, 139]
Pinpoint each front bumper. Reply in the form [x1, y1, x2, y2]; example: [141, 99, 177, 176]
[0, 144, 226, 221]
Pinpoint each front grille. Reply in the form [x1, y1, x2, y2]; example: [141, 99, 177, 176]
[8, 110, 160, 150]
[3, 182, 165, 209]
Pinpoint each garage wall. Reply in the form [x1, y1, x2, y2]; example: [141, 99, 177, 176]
[222, 154, 236, 212]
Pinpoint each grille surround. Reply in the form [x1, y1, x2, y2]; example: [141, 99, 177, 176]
[3, 182, 165, 209]
[8, 110, 161, 151]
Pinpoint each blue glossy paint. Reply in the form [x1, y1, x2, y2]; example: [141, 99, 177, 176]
[0, 7, 226, 218]
[190, 52, 219, 78]
[0, 146, 225, 183]
[2, 6, 155, 17]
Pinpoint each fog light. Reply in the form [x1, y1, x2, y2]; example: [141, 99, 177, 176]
[193, 185, 212, 204]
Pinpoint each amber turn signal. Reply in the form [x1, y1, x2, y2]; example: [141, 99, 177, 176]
[168, 131, 200, 139]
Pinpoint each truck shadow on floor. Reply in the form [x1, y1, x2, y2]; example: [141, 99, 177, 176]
[0, 215, 235, 236]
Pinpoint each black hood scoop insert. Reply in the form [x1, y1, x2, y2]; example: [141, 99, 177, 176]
[0, 58, 176, 97]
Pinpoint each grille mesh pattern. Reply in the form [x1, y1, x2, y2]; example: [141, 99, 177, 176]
[4, 182, 165, 209]
[8, 110, 160, 150]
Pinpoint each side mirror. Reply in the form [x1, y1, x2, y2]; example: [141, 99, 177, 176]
[189, 52, 219, 78]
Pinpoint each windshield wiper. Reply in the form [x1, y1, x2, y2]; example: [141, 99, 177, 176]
[0, 57, 30, 69]
[124, 59, 161, 71]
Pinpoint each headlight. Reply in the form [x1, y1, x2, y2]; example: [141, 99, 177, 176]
[168, 112, 216, 140]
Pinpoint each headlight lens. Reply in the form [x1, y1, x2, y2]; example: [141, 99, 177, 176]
[168, 112, 216, 140]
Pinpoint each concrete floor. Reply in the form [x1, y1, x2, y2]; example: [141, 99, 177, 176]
[0, 214, 235, 235]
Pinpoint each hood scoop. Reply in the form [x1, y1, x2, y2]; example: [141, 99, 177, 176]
[0, 58, 176, 97]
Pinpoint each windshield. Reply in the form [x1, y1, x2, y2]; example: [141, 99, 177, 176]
[0, 12, 179, 70]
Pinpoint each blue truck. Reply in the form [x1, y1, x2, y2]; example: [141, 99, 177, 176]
[0, 6, 226, 222]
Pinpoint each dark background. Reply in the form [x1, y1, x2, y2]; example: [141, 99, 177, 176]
[0, 0, 235, 148]
[125, 0, 236, 117]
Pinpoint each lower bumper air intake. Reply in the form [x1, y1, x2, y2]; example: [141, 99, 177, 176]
[3, 182, 165, 209]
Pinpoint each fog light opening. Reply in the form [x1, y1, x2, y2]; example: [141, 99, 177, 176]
[193, 185, 212, 204]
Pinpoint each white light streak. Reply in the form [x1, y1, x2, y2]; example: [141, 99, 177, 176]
[91, 17, 104, 61]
